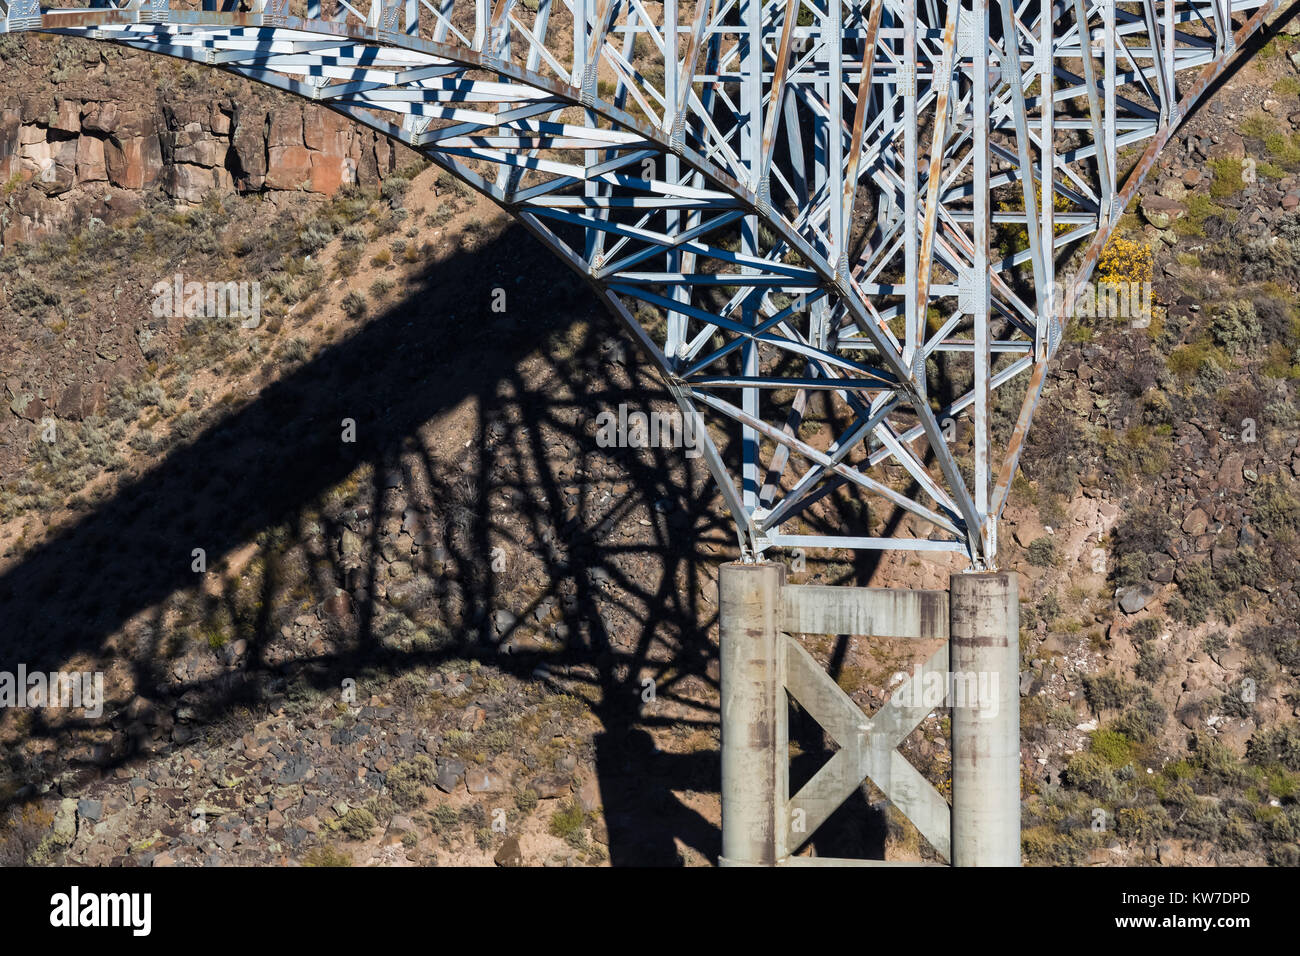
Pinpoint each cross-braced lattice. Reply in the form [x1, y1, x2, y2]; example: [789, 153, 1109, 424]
[1, 0, 1280, 566]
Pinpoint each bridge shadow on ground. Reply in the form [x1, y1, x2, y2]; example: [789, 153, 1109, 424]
[0, 213, 917, 865]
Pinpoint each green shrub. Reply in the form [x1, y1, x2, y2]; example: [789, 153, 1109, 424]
[1111, 552, 1151, 589]
[1219, 815, 1254, 851]
[1083, 673, 1132, 713]
[334, 246, 362, 275]
[1115, 805, 1170, 843]
[1209, 300, 1261, 353]
[1246, 723, 1300, 772]
[1191, 737, 1248, 787]
[1022, 824, 1104, 865]
[429, 804, 460, 833]
[1242, 622, 1300, 670]
[1131, 618, 1161, 643]
[386, 756, 437, 808]
[299, 220, 335, 254]
[1112, 691, 1164, 743]
[1026, 536, 1057, 567]
[381, 177, 410, 203]
[1208, 158, 1245, 198]
[342, 290, 367, 318]
[547, 800, 588, 848]
[1090, 729, 1135, 767]
[1063, 752, 1119, 799]
[514, 787, 539, 814]
[9, 277, 60, 314]
[340, 807, 376, 839]
[1177, 798, 1225, 840]
[1253, 474, 1300, 537]
[1270, 843, 1300, 866]
[1174, 562, 1220, 625]
[279, 337, 310, 364]
[1108, 505, 1172, 582]
[1135, 642, 1166, 682]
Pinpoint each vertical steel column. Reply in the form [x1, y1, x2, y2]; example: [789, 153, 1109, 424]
[902, 0, 919, 371]
[1102, 0, 1117, 223]
[949, 571, 1020, 866]
[971, 0, 992, 561]
[719, 561, 786, 866]
[739, 0, 762, 511]
[811, 1, 831, 352]
[827, 0, 844, 277]
[1164, 0, 1176, 115]
[663, 0, 685, 365]
[1039, 4, 1055, 360]
[577, 0, 599, 264]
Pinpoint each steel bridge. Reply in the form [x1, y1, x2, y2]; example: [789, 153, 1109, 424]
[0, 0, 1279, 569]
[2, 0, 1283, 867]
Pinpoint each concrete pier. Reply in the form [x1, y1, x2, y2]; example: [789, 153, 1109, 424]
[718, 561, 785, 866]
[716, 564, 1020, 866]
[949, 571, 1021, 866]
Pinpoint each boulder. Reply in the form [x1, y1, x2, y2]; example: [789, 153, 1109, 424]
[465, 768, 506, 794]
[1207, 133, 1245, 161]
[1181, 508, 1209, 536]
[1116, 584, 1156, 615]
[52, 798, 78, 846]
[434, 758, 466, 793]
[494, 836, 523, 867]
[265, 144, 313, 191]
[81, 101, 120, 135]
[527, 774, 571, 799]
[1140, 195, 1187, 229]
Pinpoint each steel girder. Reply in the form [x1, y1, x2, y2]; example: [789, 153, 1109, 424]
[0, 0, 1279, 567]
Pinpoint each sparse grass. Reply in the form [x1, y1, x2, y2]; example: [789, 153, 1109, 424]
[1208, 158, 1244, 199]
[1241, 111, 1300, 168]
[386, 755, 436, 808]
[1274, 76, 1300, 97]
[301, 845, 352, 866]
[548, 800, 588, 848]
[1172, 194, 1228, 237]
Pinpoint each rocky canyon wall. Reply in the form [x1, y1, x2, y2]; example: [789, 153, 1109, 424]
[0, 34, 408, 248]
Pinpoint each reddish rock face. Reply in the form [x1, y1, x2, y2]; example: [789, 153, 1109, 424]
[75, 134, 107, 184]
[55, 381, 108, 421]
[265, 142, 313, 191]
[81, 101, 120, 135]
[1, 53, 407, 248]
[309, 151, 354, 195]
[104, 134, 162, 191]
[49, 97, 81, 136]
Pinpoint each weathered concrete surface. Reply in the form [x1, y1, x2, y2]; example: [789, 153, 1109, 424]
[949, 571, 1021, 867]
[718, 561, 785, 866]
[782, 584, 949, 639]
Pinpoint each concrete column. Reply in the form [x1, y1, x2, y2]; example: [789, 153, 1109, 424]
[718, 561, 785, 866]
[949, 571, 1020, 866]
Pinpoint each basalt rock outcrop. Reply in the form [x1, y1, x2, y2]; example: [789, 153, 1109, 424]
[0, 37, 407, 248]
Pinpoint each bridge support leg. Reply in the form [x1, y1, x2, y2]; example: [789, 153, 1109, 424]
[949, 571, 1021, 866]
[718, 561, 785, 866]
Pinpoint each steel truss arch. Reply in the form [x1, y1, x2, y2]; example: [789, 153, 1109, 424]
[1, 0, 1282, 567]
